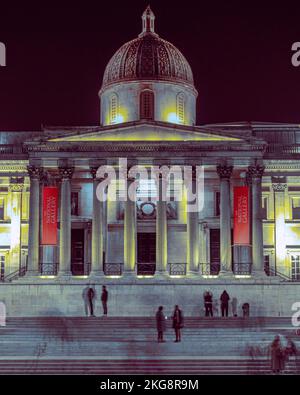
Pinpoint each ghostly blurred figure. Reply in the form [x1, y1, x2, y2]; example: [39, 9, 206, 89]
[0, 302, 6, 326]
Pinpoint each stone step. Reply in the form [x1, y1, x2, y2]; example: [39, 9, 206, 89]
[0, 359, 298, 374]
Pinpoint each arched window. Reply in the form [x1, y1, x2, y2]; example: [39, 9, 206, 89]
[140, 90, 154, 120]
[176, 93, 185, 124]
[110, 93, 118, 124]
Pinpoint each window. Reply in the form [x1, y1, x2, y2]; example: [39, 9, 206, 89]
[291, 255, 300, 280]
[110, 93, 118, 124]
[292, 197, 300, 219]
[136, 178, 157, 200]
[215, 191, 220, 216]
[262, 196, 268, 219]
[176, 93, 185, 124]
[264, 255, 270, 276]
[0, 198, 4, 220]
[0, 256, 4, 280]
[140, 90, 154, 120]
[71, 192, 79, 216]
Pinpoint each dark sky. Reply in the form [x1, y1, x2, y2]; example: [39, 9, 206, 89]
[0, 0, 300, 130]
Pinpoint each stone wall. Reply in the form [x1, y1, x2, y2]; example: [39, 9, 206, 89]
[0, 278, 299, 318]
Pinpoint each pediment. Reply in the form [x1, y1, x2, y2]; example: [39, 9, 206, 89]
[47, 122, 243, 143]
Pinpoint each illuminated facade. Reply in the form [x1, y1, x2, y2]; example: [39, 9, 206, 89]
[0, 7, 300, 316]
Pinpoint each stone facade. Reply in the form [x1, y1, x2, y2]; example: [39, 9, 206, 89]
[1, 7, 300, 316]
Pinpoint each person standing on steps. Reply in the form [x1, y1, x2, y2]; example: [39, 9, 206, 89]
[87, 285, 95, 317]
[156, 306, 166, 343]
[101, 285, 108, 316]
[203, 290, 213, 317]
[220, 290, 230, 317]
[172, 305, 184, 342]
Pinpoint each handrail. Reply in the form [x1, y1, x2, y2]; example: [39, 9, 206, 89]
[267, 267, 299, 282]
[2, 263, 27, 282]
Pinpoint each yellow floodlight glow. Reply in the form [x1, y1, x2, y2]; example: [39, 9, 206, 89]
[115, 114, 124, 124]
[40, 276, 56, 279]
[106, 275, 122, 279]
[202, 275, 219, 279]
[235, 275, 252, 279]
[166, 112, 181, 124]
[137, 275, 155, 279]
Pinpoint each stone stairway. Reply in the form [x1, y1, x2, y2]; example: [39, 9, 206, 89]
[0, 317, 298, 374]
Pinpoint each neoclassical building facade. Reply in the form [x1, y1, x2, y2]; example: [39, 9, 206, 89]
[0, 7, 300, 316]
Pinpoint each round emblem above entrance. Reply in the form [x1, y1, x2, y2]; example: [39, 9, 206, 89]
[140, 202, 156, 217]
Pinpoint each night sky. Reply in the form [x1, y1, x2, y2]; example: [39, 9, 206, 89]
[0, 0, 300, 130]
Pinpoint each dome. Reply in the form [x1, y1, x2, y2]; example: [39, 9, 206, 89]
[101, 6, 194, 90]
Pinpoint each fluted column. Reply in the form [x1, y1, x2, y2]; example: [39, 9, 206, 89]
[156, 173, 168, 274]
[90, 167, 104, 277]
[248, 165, 265, 273]
[187, 166, 199, 273]
[9, 177, 24, 274]
[124, 171, 136, 274]
[217, 165, 233, 273]
[272, 179, 287, 274]
[27, 166, 43, 275]
[58, 167, 74, 276]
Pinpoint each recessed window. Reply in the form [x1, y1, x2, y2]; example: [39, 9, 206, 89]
[176, 92, 185, 124]
[110, 93, 118, 124]
[291, 255, 300, 280]
[71, 192, 79, 216]
[215, 191, 220, 216]
[140, 90, 154, 120]
[264, 255, 270, 276]
[262, 196, 268, 219]
[292, 197, 300, 219]
[0, 198, 4, 220]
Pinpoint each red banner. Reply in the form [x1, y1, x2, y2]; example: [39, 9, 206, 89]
[233, 186, 250, 245]
[41, 187, 58, 245]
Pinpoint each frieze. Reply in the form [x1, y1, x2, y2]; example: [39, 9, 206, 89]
[25, 143, 266, 153]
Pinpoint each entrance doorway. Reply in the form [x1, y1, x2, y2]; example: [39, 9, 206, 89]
[71, 229, 85, 275]
[137, 233, 156, 275]
[210, 229, 220, 274]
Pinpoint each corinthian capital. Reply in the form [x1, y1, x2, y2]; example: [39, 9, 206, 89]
[216, 165, 233, 179]
[59, 167, 74, 180]
[9, 177, 24, 192]
[247, 165, 265, 179]
[27, 165, 43, 180]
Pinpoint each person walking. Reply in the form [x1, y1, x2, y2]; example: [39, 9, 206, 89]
[101, 286, 108, 316]
[155, 306, 166, 343]
[220, 290, 230, 317]
[172, 305, 184, 342]
[271, 335, 284, 374]
[87, 286, 95, 317]
[203, 290, 213, 317]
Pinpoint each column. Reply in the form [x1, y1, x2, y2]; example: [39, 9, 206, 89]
[90, 167, 104, 276]
[58, 167, 74, 276]
[124, 171, 136, 274]
[248, 165, 265, 273]
[217, 165, 233, 273]
[272, 179, 287, 274]
[27, 166, 43, 275]
[187, 166, 199, 273]
[9, 177, 24, 274]
[156, 173, 168, 274]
